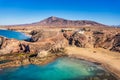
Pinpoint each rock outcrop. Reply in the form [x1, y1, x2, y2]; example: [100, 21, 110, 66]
[92, 31, 120, 52]
[37, 50, 49, 58]
[63, 32, 87, 47]
[30, 29, 58, 42]
[0, 30, 68, 55]
[0, 36, 21, 54]
[110, 33, 120, 52]
[63, 30, 120, 53]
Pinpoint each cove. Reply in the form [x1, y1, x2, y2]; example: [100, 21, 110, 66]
[0, 57, 117, 80]
[0, 29, 30, 40]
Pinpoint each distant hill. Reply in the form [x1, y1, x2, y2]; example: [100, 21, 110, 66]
[8, 16, 108, 27]
[112, 25, 120, 27]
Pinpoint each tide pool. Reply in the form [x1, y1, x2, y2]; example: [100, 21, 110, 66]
[0, 29, 30, 40]
[0, 57, 117, 80]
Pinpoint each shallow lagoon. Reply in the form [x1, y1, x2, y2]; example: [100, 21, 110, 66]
[0, 57, 117, 80]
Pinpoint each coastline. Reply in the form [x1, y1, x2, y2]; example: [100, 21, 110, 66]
[0, 53, 66, 69]
[65, 46, 120, 79]
[0, 28, 120, 79]
[0, 46, 120, 79]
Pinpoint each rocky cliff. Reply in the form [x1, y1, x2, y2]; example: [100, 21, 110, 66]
[0, 28, 119, 55]
[63, 30, 120, 53]
[0, 30, 68, 55]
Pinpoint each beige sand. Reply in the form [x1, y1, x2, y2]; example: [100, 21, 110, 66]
[65, 47, 120, 79]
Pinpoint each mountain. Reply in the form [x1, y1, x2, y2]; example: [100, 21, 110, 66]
[9, 16, 107, 27]
[29, 16, 106, 27]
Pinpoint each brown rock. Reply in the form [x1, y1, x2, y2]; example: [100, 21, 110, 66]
[63, 31, 87, 47]
[37, 50, 49, 58]
[22, 59, 30, 65]
[110, 33, 120, 52]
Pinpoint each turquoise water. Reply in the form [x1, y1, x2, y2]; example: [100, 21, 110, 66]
[0, 57, 117, 80]
[0, 30, 30, 40]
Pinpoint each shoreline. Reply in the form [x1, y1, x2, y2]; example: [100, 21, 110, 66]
[0, 53, 66, 69]
[0, 47, 119, 79]
[65, 47, 120, 79]
[0, 29, 120, 79]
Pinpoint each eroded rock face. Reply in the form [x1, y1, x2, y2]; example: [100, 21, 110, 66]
[110, 33, 120, 52]
[93, 32, 120, 52]
[19, 43, 30, 53]
[29, 29, 69, 53]
[72, 32, 87, 47]
[0, 37, 21, 54]
[0, 36, 34, 54]
[63, 32, 87, 47]
[30, 30, 58, 42]
[93, 31, 106, 48]
[30, 30, 44, 42]
[63, 31, 120, 53]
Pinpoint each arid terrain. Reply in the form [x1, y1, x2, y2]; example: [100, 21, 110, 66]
[0, 16, 120, 79]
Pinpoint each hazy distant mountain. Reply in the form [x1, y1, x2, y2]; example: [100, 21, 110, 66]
[113, 25, 120, 27]
[8, 16, 107, 27]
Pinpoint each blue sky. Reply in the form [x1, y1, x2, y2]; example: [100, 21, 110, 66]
[0, 0, 120, 25]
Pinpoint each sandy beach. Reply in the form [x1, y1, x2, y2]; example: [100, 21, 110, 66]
[65, 47, 120, 79]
